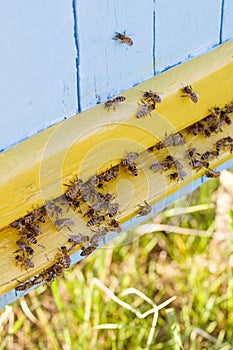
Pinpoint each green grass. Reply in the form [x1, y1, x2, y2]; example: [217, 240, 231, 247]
[1, 175, 233, 350]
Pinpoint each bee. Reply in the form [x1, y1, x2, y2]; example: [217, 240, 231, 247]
[221, 110, 232, 125]
[215, 137, 233, 153]
[15, 255, 34, 269]
[204, 169, 221, 178]
[149, 161, 164, 172]
[15, 240, 34, 257]
[201, 150, 219, 160]
[55, 246, 71, 269]
[197, 123, 211, 137]
[15, 280, 33, 291]
[23, 232, 38, 245]
[87, 216, 105, 227]
[121, 152, 139, 166]
[136, 100, 155, 118]
[108, 203, 120, 217]
[68, 234, 89, 252]
[143, 90, 162, 103]
[90, 232, 104, 245]
[186, 147, 200, 160]
[54, 218, 74, 231]
[127, 165, 138, 176]
[173, 160, 183, 170]
[147, 145, 156, 153]
[64, 178, 83, 200]
[156, 132, 185, 150]
[104, 96, 126, 111]
[24, 206, 46, 225]
[80, 183, 97, 203]
[45, 200, 62, 218]
[189, 159, 209, 170]
[169, 171, 187, 181]
[225, 102, 233, 114]
[99, 165, 119, 183]
[187, 123, 199, 136]
[137, 201, 152, 216]
[80, 245, 97, 257]
[181, 85, 198, 103]
[108, 219, 122, 233]
[113, 31, 133, 46]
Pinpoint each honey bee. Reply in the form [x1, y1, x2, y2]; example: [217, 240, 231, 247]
[80, 245, 97, 257]
[24, 206, 46, 225]
[64, 178, 83, 200]
[55, 246, 71, 269]
[149, 161, 164, 172]
[204, 169, 221, 178]
[147, 145, 156, 153]
[127, 165, 138, 176]
[87, 215, 105, 227]
[80, 182, 97, 203]
[186, 147, 200, 160]
[181, 85, 198, 103]
[45, 200, 62, 218]
[156, 132, 185, 150]
[142, 91, 162, 103]
[15, 280, 33, 291]
[104, 96, 126, 111]
[68, 234, 89, 252]
[108, 219, 122, 232]
[201, 150, 219, 160]
[113, 31, 133, 46]
[23, 232, 38, 245]
[108, 203, 120, 217]
[197, 123, 211, 137]
[54, 218, 74, 231]
[169, 171, 187, 181]
[121, 152, 139, 166]
[221, 110, 232, 125]
[215, 136, 233, 153]
[99, 165, 119, 183]
[187, 123, 199, 136]
[15, 240, 34, 257]
[189, 159, 209, 170]
[136, 100, 155, 118]
[225, 102, 233, 114]
[15, 255, 34, 269]
[137, 201, 152, 216]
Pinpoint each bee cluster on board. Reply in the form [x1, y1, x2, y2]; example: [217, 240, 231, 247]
[7, 30, 233, 292]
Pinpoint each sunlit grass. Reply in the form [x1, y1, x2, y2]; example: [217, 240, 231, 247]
[0, 175, 233, 349]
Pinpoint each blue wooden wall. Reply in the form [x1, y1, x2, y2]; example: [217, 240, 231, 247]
[0, 0, 232, 152]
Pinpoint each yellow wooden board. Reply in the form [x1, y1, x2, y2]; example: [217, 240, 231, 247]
[0, 40, 233, 295]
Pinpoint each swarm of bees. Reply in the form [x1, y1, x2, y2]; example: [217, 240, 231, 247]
[8, 78, 233, 295]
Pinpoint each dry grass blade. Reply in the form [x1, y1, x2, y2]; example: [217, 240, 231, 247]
[20, 299, 38, 324]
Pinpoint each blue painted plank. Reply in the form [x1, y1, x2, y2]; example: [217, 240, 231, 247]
[1, 158, 232, 309]
[75, 0, 154, 110]
[0, 1, 77, 152]
[222, 0, 233, 42]
[155, 0, 222, 72]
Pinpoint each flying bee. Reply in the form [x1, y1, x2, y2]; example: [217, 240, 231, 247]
[204, 169, 221, 178]
[113, 31, 133, 46]
[108, 203, 120, 218]
[99, 165, 119, 182]
[169, 171, 187, 181]
[15, 255, 34, 269]
[156, 132, 185, 150]
[137, 201, 152, 216]
[121, 152, 139, 166]
[104, 96, 126, 111]
[197, 123, 211, 137]
[15, 240, 34, 257]
[142, 90, 162, 103]
[45, 200, 63, 218]
[54, 218, 74, 231]
[87, 215, 105, 227]
[201, 150, 219, 160]
[80, 245, 97, 257]
[127, 165, 138, 176]
[181, 85, 198, 103]
[136, 100, 155, 118]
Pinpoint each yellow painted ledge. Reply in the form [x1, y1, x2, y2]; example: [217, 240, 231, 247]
[0, 40, 233, 294]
